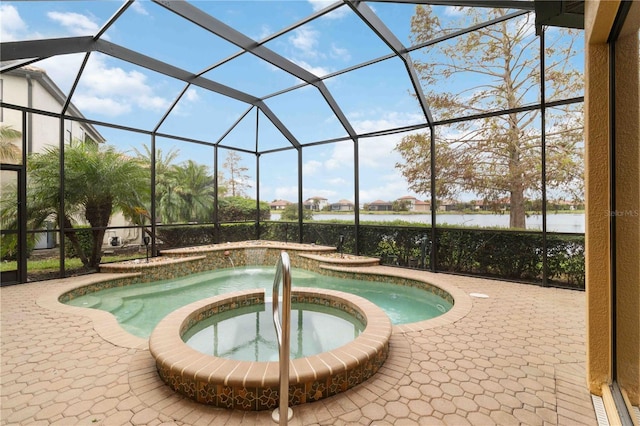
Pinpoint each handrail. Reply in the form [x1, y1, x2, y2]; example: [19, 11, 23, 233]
[272, 251, 292, 425]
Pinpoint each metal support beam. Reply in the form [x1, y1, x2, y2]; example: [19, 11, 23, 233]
[346, 0, 434, 125]
[540, 28, 548, 286]
[153, 0, 357, 140]
[95, 40, 259, 104]
[94, 0, 134, 40]
[365, 0, 535, 10]
[1, 37, 96, 62]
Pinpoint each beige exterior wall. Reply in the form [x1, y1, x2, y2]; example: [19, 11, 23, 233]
[1, 72, 97, 155]
[585, 0, 640, 404]
[613, 1, 639, 404]
[2, 70, 131, 248]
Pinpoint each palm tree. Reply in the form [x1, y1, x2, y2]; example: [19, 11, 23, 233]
[133, 145, 181, 224]
[1, 142, 150, 267]
[172, 160, 215, 223]
[0, 125, 22, 163]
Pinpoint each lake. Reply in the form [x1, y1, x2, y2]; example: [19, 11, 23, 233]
[269, 212, 585, 233]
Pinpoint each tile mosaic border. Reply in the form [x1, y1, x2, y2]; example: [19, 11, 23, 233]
[149, 287, 391, 411]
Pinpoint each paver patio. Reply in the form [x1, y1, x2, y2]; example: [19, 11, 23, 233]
[1, 267, 597, 425]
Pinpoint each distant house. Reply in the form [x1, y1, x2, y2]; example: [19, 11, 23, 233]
[413, 199, 431, 212]
[269, 199, 291, 210]
[437, 199, 458, 212]
[471, 200, 488, 211]
[368, 200, 393, 211]
[330, 199, 354, 211]
[303, 196, 329, 211]
[396, 196, 431, 212]
[396, 196, 418, 210]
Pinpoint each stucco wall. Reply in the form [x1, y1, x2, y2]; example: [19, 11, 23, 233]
[613, 1, 639, 404]
[585, 0, 640, 404]
[584, 0, 617, 396]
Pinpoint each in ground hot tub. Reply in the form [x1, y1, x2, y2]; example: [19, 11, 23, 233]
[183, 300, 365, 362]
[149, 288, 392, 410]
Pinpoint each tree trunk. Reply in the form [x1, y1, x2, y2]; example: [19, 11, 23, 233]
[62, 215, 90, 267]
[507, 110, 527, 229]
[85, 199, 113, 267]
[510, 187, 526, 229]
[508, 130, 526, 229]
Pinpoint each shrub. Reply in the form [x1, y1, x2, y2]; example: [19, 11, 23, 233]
[218, 197, 270, 222]
[64, 227, 93, 259]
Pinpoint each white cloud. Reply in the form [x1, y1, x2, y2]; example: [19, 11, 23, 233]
[274, 186, 298, 201]
[0, 5, 30, 41]
[328, 111, 425, 169]
[72, 95, 132, 116]
[325, 142, 352, 170]
[70, 54, 171, 116]
[358, 135, 399, 168]
[444, 6, 466, 17]
[291, 59, 331, 77]
[327, 177, 347, 186]
[351, 111, 424, 134]
[330, 44, 351, 62]
[303, 187, 337, 199]
[131, 1, 149, 16]
[255, 25, 273, 42]
[185, 88, 200, 102]
[303, 160, 323, 176]
[359, 174, 412, 204]
[36, 55, 87, 93]
[47, 11, 101, 37]
[81, 63, 148, 97]
[307, 0, 349, 20]
[308, 0, 332, 12]
[289, 27, 319, 57]
[0, 5, 106, 42]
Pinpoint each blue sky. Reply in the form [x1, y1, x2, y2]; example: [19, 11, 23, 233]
[1, 1, 583, 205]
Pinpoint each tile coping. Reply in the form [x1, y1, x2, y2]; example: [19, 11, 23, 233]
[147, 287, 392, 410]
[37, 244, 472, 349]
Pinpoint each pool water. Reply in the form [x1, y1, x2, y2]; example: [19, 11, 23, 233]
[182, 302, 364, 362]
[66, 266, 452, 337]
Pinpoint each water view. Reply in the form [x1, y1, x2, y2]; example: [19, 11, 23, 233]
[270, 213, 585, 233]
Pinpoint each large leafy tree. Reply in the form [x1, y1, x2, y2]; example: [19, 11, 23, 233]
[396, 7, 584, 228]
[1, 142, 149, 267]
[280, 203, 313, 221]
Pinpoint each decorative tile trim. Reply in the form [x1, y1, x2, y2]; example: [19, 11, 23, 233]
[149, 288, 391, 411]
[58, 241, 464, 337]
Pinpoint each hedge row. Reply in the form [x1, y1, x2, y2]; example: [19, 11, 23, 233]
[155, 223, 258, 248]
[153, 221, 585, 289]
[264, 222, 585, 289]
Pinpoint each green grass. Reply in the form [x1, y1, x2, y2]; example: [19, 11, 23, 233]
[0, 253, 143, 273]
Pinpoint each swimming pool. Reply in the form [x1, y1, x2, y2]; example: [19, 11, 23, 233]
[57, 242, 466, 410]
[66, 266, 452, 337]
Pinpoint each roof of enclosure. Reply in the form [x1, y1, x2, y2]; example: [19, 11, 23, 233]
[1, 0, 583, 155]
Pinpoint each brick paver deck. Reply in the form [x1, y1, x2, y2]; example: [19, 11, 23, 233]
[1, 268, 597, 425]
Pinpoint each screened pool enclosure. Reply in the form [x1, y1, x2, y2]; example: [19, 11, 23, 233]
[0, 0, 585, 286]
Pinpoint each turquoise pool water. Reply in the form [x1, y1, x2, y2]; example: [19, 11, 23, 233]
[183, 301, 364, 362]
[66, 266, 452, 337]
